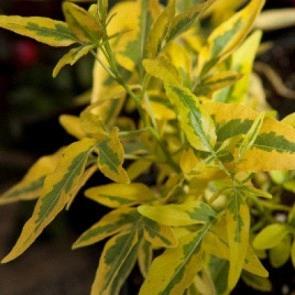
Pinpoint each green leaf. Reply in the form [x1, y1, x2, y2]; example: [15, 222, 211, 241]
[63, 2, 101, 43]
[165, 84, 216, 152]
[0, 16, 76, 47]
[91, 230, 140, 295]
[138, 239, 153, 278]
[96, 128, 130, 184]
[242, 272, 272, 292]
[139, 223, 210, 295]
[138, 200, 216, 226]
[73, 207, 139, 249]
[53, 44, 94, 77]
[253, 224, 290, 250]
[85, 183, 154, 208]
[1, 138, 96, 263]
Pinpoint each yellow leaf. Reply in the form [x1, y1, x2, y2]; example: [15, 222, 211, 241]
[0, 152, 60, 205]
[85, 183, 154, 208]
[127, 159, 152, 181]
[243, 247, 268, 278]
[59, 114, 86, 139]
[1, 138, 95, 263]
[0, 16, 76, 47]
[138, 239, 152, 278]
[269, 235, 291, 268]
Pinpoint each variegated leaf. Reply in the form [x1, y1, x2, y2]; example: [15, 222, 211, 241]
[85, 183, 154, 208]
[0, 16, 76, 47]
[1, 138, 95, 263]
[226, 193, 250, 290]
[165, 84, 216, 152]
[59, 114, 86, 139]
[138, 239, 153, 278]
[138, 200, 216, 226]
[139, 224, 210, 295]
[73, 207, 139, 249]
[91, 230, 140, 295]
[96, 128, 130, 184]
[0, 152, 60, 205]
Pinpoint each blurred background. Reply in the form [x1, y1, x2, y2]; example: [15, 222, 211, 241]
[0, 0, 295, 294]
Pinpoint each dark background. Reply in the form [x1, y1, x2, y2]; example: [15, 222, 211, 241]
[0, 0, 294, 294]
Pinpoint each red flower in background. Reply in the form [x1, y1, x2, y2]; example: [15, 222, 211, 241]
[13, 39, 39, 67]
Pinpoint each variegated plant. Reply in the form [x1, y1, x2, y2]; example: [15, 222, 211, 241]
[1, 0, 295, 294]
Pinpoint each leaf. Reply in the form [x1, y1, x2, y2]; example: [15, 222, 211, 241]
[138, 200, 216, 226]
[194, 71, 242, 96]
[0, 16, 76, 46]
[1, 138, 95, 263]
[165, 0, 214, 42]
[143, 218, 178, 248]
[143, 56, 180, 84]
[243, 247, 268, 278]
[242, 272, 272, 292]
[59, 114, 86, 139]
[165, 84, 216, 152]
[214, 30, 262, 103]
[91, 230, 139, 295]
[53, 44, 94, 77]
[198, 0, 265, 75]
[204, 101, 295, 172]
[62, 2, 101, 43]
[253, 224, 290, 250]
[138, 239, 153, 278]
[238, 112, 265, 160]
[127, 159, 151, 181]
[85, 183, 154, 208]
[96, 128, 130, 184]
[146, 0, 175, 58]
[73, 207, 139, 249]
[269, 235, 291, 268]
[0, 153, 60, 205]
[139, 224, 210, 295]
[226, 194, 250, 290]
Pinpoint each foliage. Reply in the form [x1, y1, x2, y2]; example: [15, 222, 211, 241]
[1, 0, 295, 294]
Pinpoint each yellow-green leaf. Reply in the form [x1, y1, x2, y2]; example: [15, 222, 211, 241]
[0, 16, 76, 47]
[165, 84, 216, 152]
[291, 240, 295, 268]
[139, 224, 210, 295]
[243, 247, 268, 278]
[73, 207, 138, 249]
[0, 152, 60, 205]
[226, 195, 250, 290]
[143, 218, 178, 248]
[198, 0, 265, 75]
[91, 230, 139, 295]
[242, 272, 272, 292]
[269, 235, 291, 268]
[127, 159, 152, 181]
[63, 2, 101, 43]
[138, 200, 216, 226]
[96, 128, 130, 184]
[1, 138, 95, 263]
[85, 182, 154, 208]
[143, 56, 180, 84]
[253, 224, 290, 250]
[53, 44, 94, 77]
